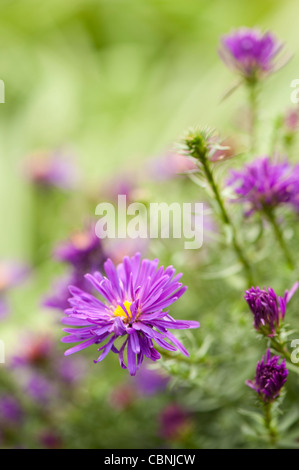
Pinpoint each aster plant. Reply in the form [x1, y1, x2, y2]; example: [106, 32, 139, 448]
[219, 28, 286, 153]
[246, 349, 288, 445]
[181, 128, 253, 285]
[244, 284, 299, 369]
[219, 28, 284, 84]
[62, 253, 199, 376]
[228, 156, 299, 268]
[44, 224, 107, 311]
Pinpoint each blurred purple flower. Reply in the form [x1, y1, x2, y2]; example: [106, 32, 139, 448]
[159, 404, 192, 441]
[134, 364, 170, 396]
[0, 262, 28, 292]
[147, 153, 197, 181]
[284, 109, 299, 133]
[62, 253, 199, 376]
[227, 156, 299, 216]
[24, 150, 78, 190]
[56, 356, 85, 384]
[0, 261, 28, 320]
[54, 225, 105, 273]
[44, 225, 107, 312]
[99, 172, 138, 204]
[246, 349, 288, 402]
[11, 334, 53, 368]
[0, 396, 23, 424]
[26, 374, 54, 404]
[39, 430, 62, 449]
[0, 298, 9, 319]
[219, 27, 284, 82]
[43, 272, 80, 311]
[244, 283, 298, 336]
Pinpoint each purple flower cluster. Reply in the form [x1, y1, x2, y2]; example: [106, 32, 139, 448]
[62, 253, 200, 376]
[219, 27, 283, 82]
[244, 283, 298, 336]
[227, 157, 299, 216]
[44, 225, 106, 311]
[246, 349, 288, 402]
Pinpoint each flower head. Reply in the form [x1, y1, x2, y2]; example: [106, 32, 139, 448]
[244, 283, 298, 336]
[159, 404, 192, 441]
[227, 157, 299, 216]
[26, 374, 54, 404]
[62, 253, 199, 376]
[219, 27, 284, 82]
[246, 349, 288, 402]
[0, 396, 23, 424]
[181, 128, 233, 166]
[24, 151, 78, 190]
[44, 225, 107, 312]
[54, 225, 105, 272]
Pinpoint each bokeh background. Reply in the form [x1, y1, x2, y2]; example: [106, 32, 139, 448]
[1, 0, 299, 449]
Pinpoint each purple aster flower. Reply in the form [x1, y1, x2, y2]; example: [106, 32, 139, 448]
[246, 349, 288, 402]
[54, 225, 105, 272]
[0, 396, 23, 424]
[62, 253, 200, 376]
[244, 283, 298, 336]
[219, 27, 284, 82]
[227, 156, 299, 216]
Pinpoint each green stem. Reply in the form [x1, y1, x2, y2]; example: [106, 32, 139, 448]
[270, 335, 299, 371]
[263, 208, 294, 270]
[248, 82, 259, 154]
[263, 401, 277, 446]
[200, 158, 253, 286]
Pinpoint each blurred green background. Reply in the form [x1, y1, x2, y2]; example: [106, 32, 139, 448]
[1, 0, 299, 259]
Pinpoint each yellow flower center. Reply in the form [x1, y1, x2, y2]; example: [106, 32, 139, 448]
[114, 301, 132, 320]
